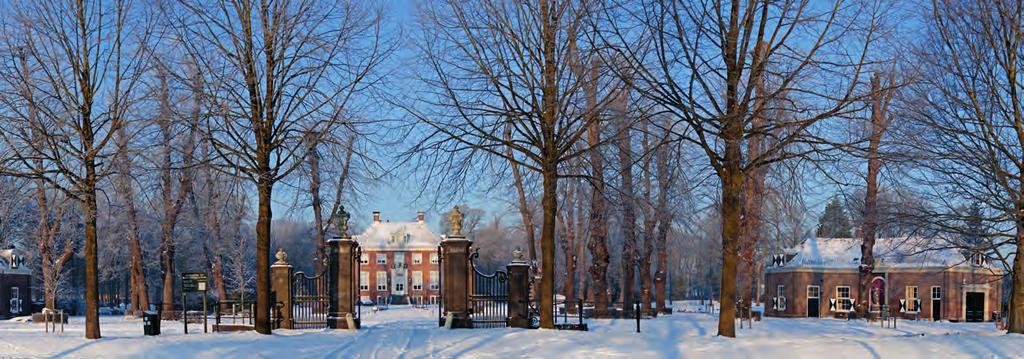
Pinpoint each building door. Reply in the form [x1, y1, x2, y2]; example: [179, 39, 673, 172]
[807, 286, 820, 318]
[869, 277, 886, 312]
[965, 292, 985, 322]
[931, 286, 941, 321]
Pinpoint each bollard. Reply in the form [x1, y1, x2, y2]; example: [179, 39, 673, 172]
[635, 300, 641, 333]
[563, 301, 568, 324]
[578, 299, 584, 327]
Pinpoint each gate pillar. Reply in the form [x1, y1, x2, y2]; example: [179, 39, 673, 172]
[328, 236, 361, 329]
[271, 248, 294, 329]
[441, 235, 473, 328]
[507, 249, 531, 328]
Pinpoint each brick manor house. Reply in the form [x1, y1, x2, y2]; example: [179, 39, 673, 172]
[354, 211, 441, 306]
[766, 237, 1004, 322]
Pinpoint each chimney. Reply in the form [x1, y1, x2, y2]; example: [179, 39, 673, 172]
[373, 211, 380, 224]
[417, 211, 425, 223]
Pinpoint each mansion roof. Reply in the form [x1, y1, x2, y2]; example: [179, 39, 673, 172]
[770, 237, 1004, 273]
[353, 219, 442, 251]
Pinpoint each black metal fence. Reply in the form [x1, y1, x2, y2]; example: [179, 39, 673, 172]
[215, 300, 254, 330]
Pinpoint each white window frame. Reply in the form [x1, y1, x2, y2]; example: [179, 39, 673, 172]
[836, 286, 852, 312]
[430, 253, 439, 264]
[429, 271, 439, 290]
[931, 286, 942, 300]
[360, 254, 369, 264]
[359, 271, 370, 291]
[10, 287, 21, 314]
[413, 253, 423, 265]
[376, 271, 388, 291]
[776, 285, 787, 311]
[412, 271, 423, 291]
[807, 285, 820, 299]
[376, 254, 387, 264]
[906, 286, 919, 313]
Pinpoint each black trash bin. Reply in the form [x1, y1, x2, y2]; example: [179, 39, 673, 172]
[143, 311, 161, 336]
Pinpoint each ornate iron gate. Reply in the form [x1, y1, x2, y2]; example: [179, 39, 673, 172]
[292, 271, 330, 329]
[470, 251, 509, 328]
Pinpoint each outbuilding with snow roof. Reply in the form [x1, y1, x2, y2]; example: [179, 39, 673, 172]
[765, 237, 1005, 322]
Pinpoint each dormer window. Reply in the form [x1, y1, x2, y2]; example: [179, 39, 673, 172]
[970, 252, 985, 267]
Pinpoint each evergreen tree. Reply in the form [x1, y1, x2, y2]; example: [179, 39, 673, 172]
[962, 202, 985, 247]
[816, 197, 852, 238]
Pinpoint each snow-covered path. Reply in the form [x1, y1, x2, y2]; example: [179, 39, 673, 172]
[1, 305, 1021, 358]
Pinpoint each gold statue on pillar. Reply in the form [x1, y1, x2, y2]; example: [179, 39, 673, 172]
[336, 205, 350, 237]
[448, 206, 464, 236]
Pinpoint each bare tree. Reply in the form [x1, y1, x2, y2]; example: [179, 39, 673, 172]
[302, 130, 356, 274]
[855, 72, 895, 315]
[580, 58, 612, 316]
[505, 125, 539, 265]
[408, 0, 626, 328]
[168, 0, 389, 334]
[0, 0, 151, 338]
[613, 86, 639, 312]
[147, 64, 197, 318]
[600, 0, 885, 337]
[902, 0, 1024, 333]
[113, 127, 149, 315]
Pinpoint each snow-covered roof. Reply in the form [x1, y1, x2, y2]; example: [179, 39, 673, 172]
[353, 219, 441, 251]
[0, 248, 30, 275]
[775, 237, 1002, 272]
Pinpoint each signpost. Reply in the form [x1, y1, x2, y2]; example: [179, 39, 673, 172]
[181, 272, 209, 334]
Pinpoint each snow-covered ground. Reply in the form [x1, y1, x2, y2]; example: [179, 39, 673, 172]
[1, 303, 1021, 358]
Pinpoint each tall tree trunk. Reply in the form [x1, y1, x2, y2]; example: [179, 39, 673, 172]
[559, 178, 577, 312]
[653, 138, 671, 314]
[83, 169, 101, 339]
[616, 93, 637, 314]
[739, 42, 767, 311]
[857, 74, 887, 317]
[638, 124, 655, 316]
[539, 161, 558, 329]
[206, 171, 229, 303]
[585, 93, 610, 315]
[1010, 219, 1024, 333]
[575, 184, 588, 304]
[306, 134, 327, 273]
[255, 175, 273, 334]
[114, 128, 147, 315]
[156, 70, 193, 319]
[718, 109, 744, 338]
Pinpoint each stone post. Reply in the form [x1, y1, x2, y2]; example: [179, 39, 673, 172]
[507, 249, 531, 328]
[440, 235, 473, 328]
[271, 248, 293, 329]
[328, 236, 360, 329]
